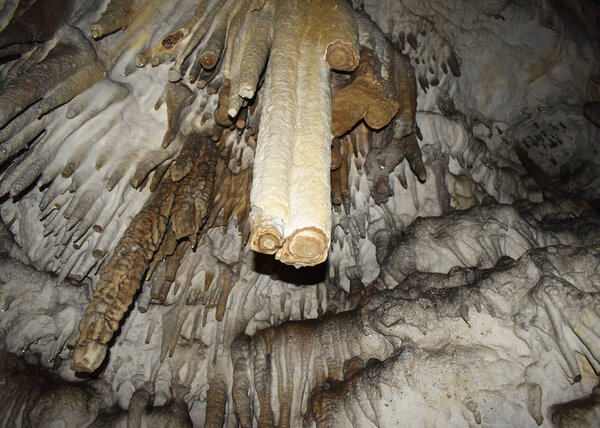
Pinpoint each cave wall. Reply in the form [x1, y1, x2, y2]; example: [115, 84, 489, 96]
[0, 0, 599, 426]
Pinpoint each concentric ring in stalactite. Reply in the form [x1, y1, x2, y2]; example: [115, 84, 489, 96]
[278, 226, 330, 266]
[326, 40, 360, 72]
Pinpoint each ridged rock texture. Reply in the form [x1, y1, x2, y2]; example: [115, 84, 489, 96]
[1, 0, 600, 426]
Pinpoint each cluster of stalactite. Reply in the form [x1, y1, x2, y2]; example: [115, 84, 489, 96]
[71, 131, 219, 372]
[0, 0, 441, 375]
[0, 15, 481, 428]
[224, 242, 600, 426]
[2, 1, 600, 427]
[125, 0, 432, 267]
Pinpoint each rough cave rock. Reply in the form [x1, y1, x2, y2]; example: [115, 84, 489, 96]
[0, 0, 599, 426]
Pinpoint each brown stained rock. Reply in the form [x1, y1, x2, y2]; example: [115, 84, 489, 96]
[137, 25, 190, 68]
[162, 29, 186, 51]
[71, 179, 177, 373]
[171, 135, 219, 240]
[331, 47, 400, 137]
[152, 28, 188, 61]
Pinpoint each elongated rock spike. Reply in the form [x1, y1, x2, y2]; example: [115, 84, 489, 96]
[71, 179, 177, 372]
[251, 0, 367, 267]
[91, 0, 146, 39]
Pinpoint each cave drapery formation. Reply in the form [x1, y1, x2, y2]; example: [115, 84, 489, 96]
[0, 0, 599, 426]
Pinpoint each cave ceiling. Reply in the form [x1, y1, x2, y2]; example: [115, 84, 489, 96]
[0, 0, 600, 426]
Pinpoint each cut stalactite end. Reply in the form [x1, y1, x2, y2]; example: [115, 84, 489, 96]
[276, 227, 329, 268]
[326, 40, 360, 72]
[250, 227, 283, 255]
[162, 30, 185, 50]
[168, 67, 182, 83]
[250, 211, 285, 255]
[200, 52, 218, 70]
[90, 24, 105, 40]
[71, 341, 107, 373]
[135, 54, 148, 68]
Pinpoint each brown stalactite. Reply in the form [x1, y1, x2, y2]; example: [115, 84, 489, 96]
[168, 0, 228, 82]
[161, 82, 194, 149]
[214, 267, 234, 321]
[71, 179, 177, 373]
[197, 8, 229, 70]
[391, 51, 418, 138]
[214, 78, 234, 126]
[363, 123, 426, 204]
[330, 138, 342, 171]
[204, 377, 228, 428]
[0, 0, 466, 423]
[0, 107, 47, 167]
[221, 0, 253, 117]
[231, 311, 392, 427]
[232, 335, 253, 428]
[91, 0, 149, 40]
[402, 132, 427, 182]
[170, 135, 202, 181]
[170, 135, 219, 241]
[331, 166, 343, 206]
[322, 0, 360, 72]
[236, 4, 274, 100]
[339, 139, 350, 206]
[209, 166, 252, 237]
[331, 47, 400, 137]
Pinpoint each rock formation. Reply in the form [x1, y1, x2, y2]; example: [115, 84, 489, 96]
[0, 0, 599, 426]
